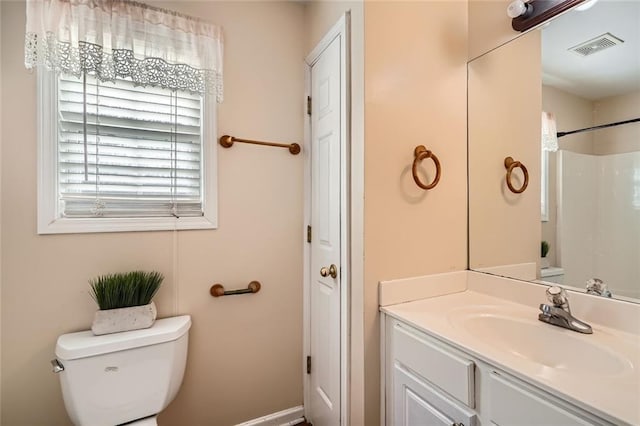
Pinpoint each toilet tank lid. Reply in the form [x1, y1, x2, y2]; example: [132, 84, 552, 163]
[56, 315, 191, 360]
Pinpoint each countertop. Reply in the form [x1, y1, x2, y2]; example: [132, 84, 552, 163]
[382, 290, 640, 425]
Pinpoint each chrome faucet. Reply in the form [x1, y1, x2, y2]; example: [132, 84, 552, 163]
[586, 278, 612, 298]
[538, 286, 593, 334]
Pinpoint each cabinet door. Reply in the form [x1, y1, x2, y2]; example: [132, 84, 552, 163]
[393, 322, 475, 407]
[394, 363, 477, 426]
[489, 373, 605, 426]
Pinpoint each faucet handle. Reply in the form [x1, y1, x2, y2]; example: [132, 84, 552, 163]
[539, 303, 552, 316]
[546, 286, 569, 307]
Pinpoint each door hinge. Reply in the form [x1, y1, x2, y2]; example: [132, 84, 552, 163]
[307, 225, 312, 243]
[307, 96, 312, 116]
[307, 356, 311, 374]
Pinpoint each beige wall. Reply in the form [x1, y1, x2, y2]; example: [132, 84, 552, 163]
[364, 2, 468, 424]
[1, 2, 306, 425]
[469, 0, 521, 60]
[593, 90, 640, 155]
[468, 31, 541, 271]
[2, 1, 476, 425]
[303, 3, 366, 424]
[305, 1, 360, 51]
[541, 88, 640, 157]
[543, 85, 594, 155]
[280, 3, 471, 424]
[541, 85, 594, 266]
[0, 2, 3, 420]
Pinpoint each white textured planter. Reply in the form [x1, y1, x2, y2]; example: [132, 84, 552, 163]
[91, 302, 157, 335]
[541, 257, 550, 269]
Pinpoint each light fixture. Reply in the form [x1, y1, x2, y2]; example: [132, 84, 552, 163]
[510, 0, 591, 32]
[507, 0, 532, 18]
[575, 0, 599, 11]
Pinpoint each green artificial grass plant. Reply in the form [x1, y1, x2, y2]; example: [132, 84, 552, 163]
[541, 240, 550, 258]
[89, 271, 164, 310]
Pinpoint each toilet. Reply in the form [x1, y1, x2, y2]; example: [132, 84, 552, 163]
[52, 315, 191, 426]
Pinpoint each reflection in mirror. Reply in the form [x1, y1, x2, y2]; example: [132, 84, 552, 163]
[468, 0, 640, 303]
[468, 30, 541, 282]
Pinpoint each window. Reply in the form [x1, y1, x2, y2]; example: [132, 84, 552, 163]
[38, 70, 218, 234]
[541, 111, 558, 223]
[26, 0, 223, 234]
[541, 150, 549, 222]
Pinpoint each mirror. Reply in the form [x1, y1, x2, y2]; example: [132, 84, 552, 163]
[468, 0, 640, 302]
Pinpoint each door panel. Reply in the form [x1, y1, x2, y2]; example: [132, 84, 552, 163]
[489, 373, 594, 426]
[393, 363, 477, 426]
[309, 34, 342, 426]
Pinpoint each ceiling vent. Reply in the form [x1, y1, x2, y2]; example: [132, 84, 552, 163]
[569, 33, 624, 57]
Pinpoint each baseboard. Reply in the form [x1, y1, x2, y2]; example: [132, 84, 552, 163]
[235, 406, 305, 426]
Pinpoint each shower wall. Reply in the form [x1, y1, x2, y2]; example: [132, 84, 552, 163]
[560, 150, 640, 299]
[542, 85, 594, 268]
[593, 91, 640, 155]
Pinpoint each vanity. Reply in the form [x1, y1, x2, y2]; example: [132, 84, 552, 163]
[379, 1, 640, 423]
[379, 271, 640, 426]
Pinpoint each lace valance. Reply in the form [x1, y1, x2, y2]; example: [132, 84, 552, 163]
[542, 112, 559, 152]
[25, 0, 223, 101]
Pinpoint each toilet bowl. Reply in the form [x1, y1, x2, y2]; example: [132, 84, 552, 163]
[52, 315, 191, 426]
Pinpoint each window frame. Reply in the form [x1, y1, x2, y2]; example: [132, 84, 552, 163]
[541, 149, 550, 222]
[37, 69, 218, 234]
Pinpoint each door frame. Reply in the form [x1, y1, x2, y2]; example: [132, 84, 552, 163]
[303, 12, 351, 426]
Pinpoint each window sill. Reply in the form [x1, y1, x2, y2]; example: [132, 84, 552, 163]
[37, 216, 217, 235]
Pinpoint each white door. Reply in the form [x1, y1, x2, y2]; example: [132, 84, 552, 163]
[308, 33, 343, 426]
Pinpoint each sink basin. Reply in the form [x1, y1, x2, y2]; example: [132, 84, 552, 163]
[448, 307, 635, 377]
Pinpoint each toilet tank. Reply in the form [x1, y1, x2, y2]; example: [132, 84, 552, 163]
[54, 315, 191, 426]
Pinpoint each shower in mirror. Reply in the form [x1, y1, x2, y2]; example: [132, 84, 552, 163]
[468, 0, 640, 302]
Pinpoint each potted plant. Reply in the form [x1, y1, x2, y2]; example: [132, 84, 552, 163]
[541, 240, 550, 269]
[89, 271, 163, 335]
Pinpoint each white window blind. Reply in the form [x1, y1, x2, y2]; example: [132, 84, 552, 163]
[541, 150, 549, 222]
[57, 74, 204, 218]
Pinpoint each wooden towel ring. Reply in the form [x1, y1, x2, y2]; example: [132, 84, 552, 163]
[412, 145, 441, 190]
[504, 156, 529, 194]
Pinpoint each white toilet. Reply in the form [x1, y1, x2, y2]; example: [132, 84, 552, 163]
[52, 315, 191, 426]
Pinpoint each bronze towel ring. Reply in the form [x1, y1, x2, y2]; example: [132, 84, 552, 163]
[412, 145, 441, 190]
[504, 156, 529, 194]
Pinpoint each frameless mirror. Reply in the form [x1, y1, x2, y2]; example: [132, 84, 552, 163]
[468, 0, 640, 302]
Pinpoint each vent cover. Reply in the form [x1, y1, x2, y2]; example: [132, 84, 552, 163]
[569, 33, 624, 56]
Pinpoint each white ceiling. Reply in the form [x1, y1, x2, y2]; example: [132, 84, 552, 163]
[541, 0, 640, 100]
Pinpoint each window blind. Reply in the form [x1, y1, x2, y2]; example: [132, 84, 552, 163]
[57, 74, 204, 218]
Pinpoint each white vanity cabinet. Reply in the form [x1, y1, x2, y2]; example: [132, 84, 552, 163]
[383, 316, 614, 426]
[488, 372, 598, 425]
[393, 362, 476, 426]
[390, 322, 477, 426]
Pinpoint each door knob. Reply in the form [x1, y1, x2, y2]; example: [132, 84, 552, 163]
[320, 264, 338, 279]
